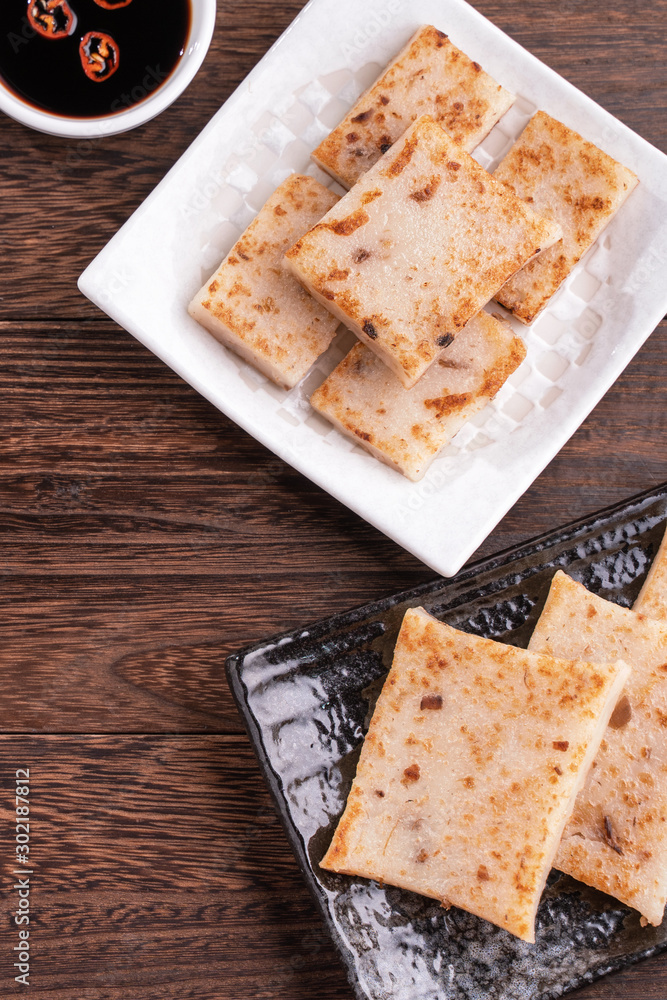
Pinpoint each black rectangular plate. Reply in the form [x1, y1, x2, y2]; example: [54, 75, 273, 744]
[226, 483, 667, 1000]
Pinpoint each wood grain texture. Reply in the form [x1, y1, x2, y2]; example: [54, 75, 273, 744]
[1, 0, 666, 996]
[0, 737, 350, 997]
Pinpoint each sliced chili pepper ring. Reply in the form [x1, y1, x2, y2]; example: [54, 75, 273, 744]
[28, 0, 78, 39]
[79, 31, 120, 82]
[93, 0, 133, 7]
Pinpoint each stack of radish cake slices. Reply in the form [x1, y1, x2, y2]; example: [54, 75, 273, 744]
[286, 115, 558, 386]
[322, 607, 630, 942]
[526, 570, 667, 927]
[189, 24, 638, 481]
[322, 529, 667, 942]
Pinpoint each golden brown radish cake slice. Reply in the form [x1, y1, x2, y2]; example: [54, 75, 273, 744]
[529, 570, 667, 925]
[189, 174, 340, 390]
[287, 116, 561, 388]
[494, 111, 638, 324]
[310, 311, 525, 480]
[322, 607, 629, 942]
[312, 24, 514, 189]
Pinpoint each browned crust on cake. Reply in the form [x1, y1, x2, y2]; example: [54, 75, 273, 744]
[188, 174, 341, 389]
[493, 111, 638, 324]
[289, 116, 561, 387]
[528, 570, 667, 925]
[312, 25, 515, 189]
[321, 607, 629, 942]
[310, 311, 526, 480]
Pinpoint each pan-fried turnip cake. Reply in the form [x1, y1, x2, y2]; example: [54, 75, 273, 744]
[312, 25, 515, 189]
[322, 607, 630, 942]
[287, 116, 562, 388]
[529, 570, 667, 926]
[494, 112, 639, 324]
[189, 174, 341, 390]
[310, 311, 525, 481]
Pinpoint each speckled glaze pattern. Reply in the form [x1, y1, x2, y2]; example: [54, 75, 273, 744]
[226, 482, 667, 1000]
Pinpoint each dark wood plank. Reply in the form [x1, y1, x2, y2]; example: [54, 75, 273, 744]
[0, 321, 432, 732]
[0, 735, 352, 997]
[483, 0, 667, 153]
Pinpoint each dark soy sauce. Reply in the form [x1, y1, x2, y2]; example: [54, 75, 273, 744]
[0, 0, 191, 119]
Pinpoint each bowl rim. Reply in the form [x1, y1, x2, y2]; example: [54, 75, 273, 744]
[0, 0, 217, 138]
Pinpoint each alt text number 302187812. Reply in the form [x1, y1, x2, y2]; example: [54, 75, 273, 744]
[13, 768, 32, 987]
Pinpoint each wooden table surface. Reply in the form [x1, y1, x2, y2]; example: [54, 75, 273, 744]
[1, 1, 666, 996]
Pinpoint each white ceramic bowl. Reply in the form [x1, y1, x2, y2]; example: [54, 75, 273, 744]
[0, 0, 216, 138]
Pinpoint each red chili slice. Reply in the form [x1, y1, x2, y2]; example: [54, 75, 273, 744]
[28, 0, 78, 39]
[79, 31, 120, 82]
[93, 0, 133, 7]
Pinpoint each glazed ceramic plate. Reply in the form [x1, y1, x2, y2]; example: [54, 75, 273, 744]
[79, 0, 667, 577]
[227, 483, 667, 1000]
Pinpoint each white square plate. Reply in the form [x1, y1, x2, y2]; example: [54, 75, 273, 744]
[79, 0, 667, 578]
